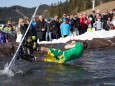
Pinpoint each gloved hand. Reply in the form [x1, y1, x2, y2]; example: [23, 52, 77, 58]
[33, 42, 36, 49]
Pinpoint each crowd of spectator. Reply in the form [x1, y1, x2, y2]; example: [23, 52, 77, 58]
[0, 8, 115, 44]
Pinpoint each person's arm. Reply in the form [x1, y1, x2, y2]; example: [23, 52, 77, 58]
[60, 23, 63, 37]
[64, 41, 76, 49]
[44, 23, 47, 31]
[107, 21, 111, 27]
[5, 32, 9, 43]
[42, 21, 46, 32]
[93, 21, 97, 28]
[101, 22, 104, 29]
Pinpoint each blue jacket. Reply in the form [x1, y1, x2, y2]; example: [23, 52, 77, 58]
[31, 21, 37, 36]
[0, 31, 6, 44]
[60, 22, 71, 37]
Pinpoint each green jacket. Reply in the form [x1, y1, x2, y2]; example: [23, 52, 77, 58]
[64, 42, 84, 62]
[4, 27, 9, 33]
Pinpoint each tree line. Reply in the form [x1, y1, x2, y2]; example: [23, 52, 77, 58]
[48, 0, 114, 17]
[0, 0, 114, 22]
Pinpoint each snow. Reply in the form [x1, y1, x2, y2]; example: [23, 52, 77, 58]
[38, 30, 115, 44]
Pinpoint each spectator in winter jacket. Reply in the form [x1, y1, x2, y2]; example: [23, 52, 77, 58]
[71, 14, 80, 36]
[79, 13, 90, 34]
[15, 18, 31, 43]
[0, 30, 6, 44]
[93, 17, 103, 31]
[110, 15, 115, 30]
[104, 17, 111, 30]
[95, 10, 103, 21]
[44, 19, 52, 41]
[36, 15, 46, 41]
[31, 16, 37, 36]
[51, 16, 60, 39]
[60, 18, 71, 37]
[6, 25, 16, 43]
[61, 13, 67, 23]
[3, 20, 12, 33]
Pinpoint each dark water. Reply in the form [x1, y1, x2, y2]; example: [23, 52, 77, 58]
[0, 47, 115, 86]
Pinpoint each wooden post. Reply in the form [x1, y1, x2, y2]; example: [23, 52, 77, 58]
[92, 0, 95, 10]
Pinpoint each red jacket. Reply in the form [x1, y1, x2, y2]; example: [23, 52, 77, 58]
[80, 17, 90, 29]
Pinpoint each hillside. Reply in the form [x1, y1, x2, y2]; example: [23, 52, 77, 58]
[0, 4, 49, 21]
[83, 1, 115, 14]
[47, 0, 114, 17]
[0, 6, 34, 21]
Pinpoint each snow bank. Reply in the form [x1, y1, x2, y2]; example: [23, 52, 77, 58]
[38, 30, 115, 44]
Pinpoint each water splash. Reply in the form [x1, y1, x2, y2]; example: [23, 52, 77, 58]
[0, 63, 14, 77]
[0, 63, 23, 77]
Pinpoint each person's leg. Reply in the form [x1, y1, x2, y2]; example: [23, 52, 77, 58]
[45, 32, 48, 41]
[26, 47, 59, 62]
[17, 46, 26, 60]
[75, 28, 79, 36]
[79, 29, 83, 35]
[56, 33, 59, 39]
[20, 46, 49, 61]
[41, 48, 64, 63]
[21, 46, 64, 63]
[23, 53, 45, 62]
[22, 54, 35, 62]
[73, 27, 78, 36]
[49, 32, 52, 41]
[72, 31, 76, 37]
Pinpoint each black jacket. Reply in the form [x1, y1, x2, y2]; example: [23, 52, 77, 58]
[44, 23, 52, 32]
[36, 20, 46, 41]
